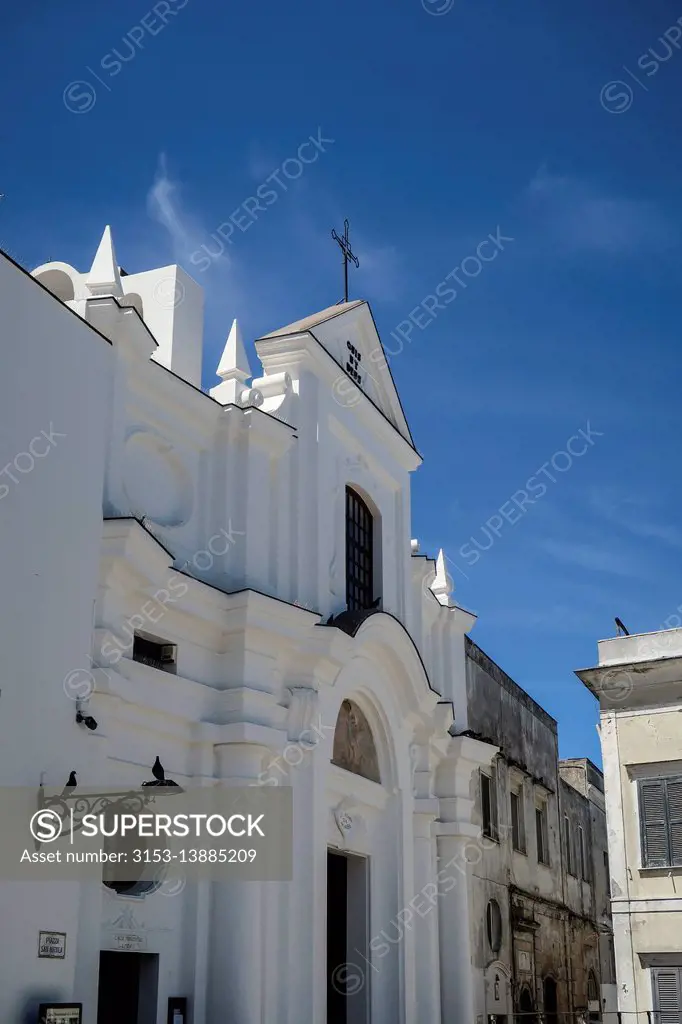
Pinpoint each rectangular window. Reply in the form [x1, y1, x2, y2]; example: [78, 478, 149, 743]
[481, 770, 498, 841]
[511, 791, 525, 853]
[564, 815, 574, 874]
[603, 850, 611, 900]
[639, 777, 682, 868]
[578, 825, 589, 881]
[536, 804, 549, 865]
[132, 633, 177, 674]
[652, 967, 682, 1024]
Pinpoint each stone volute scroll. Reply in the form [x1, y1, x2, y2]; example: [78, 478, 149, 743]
[285, 687, 320, 745]
[331, 699, 381, 784]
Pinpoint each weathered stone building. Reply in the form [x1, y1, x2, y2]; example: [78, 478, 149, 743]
[464, 638, 616, 1022]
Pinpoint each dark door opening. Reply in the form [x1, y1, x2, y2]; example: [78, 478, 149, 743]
[327, 852, 348, 1024]
[97, 951, 159, 1024]
[327, 850, 369, 1024]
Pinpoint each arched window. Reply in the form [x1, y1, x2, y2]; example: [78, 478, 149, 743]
[345, 486, 374, 611]
[588, 970, 601, 1021]
[486, 898, 502, 952]
[517, 985, 536, 1024]
[331, 699, 380, 783]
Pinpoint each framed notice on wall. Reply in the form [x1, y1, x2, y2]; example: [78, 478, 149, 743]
[37, 1004, 82, 1024]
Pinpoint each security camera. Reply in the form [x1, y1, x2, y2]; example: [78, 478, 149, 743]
[76, 711, 98, 731]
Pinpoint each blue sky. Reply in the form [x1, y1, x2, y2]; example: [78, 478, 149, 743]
[3, 0, 682, 764]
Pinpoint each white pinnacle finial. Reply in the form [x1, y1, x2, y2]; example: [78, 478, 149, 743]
[431, 549, 453, 604]
[86, 225, 122, 296]
[216, 319, 251, 383]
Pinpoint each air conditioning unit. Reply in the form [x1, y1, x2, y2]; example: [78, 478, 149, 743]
[160, 645, 177, 663]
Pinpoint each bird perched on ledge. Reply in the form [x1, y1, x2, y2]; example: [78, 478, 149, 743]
[60, 771, 77, 797]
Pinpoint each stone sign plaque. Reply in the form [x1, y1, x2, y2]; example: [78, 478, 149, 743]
[37, 1004, 82, 1024]
[37, 931, 66, 958]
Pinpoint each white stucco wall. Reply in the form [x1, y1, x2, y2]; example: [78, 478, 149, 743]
[0, 254, 113, 1020]
[0, 245, 501, 1024]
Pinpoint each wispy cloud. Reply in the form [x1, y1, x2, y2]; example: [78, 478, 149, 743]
[147, 153, 228, 269]
[354, 240, 403, 303]
[589, 487, 682, 548]
[538, 538, 639, 577]
[523, 165, 674, 255]
[286, 206, 404, 303]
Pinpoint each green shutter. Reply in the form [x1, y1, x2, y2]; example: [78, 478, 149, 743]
[640, 780, 670, 868]
[667, 780, 682, 867]
[653, 967, 682, 1024]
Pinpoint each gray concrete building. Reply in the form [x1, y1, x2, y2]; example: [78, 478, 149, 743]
[464, 638, 616, 1023]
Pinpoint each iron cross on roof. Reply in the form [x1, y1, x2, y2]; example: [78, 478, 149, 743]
[331, 218, 359, 303]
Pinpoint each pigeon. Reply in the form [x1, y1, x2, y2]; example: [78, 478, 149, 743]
[152, 757, 165, 782]
[60, 771, 77, 798]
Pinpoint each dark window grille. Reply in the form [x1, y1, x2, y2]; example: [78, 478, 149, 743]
[345, 487, 374, 612]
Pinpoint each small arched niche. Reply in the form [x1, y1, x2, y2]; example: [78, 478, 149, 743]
[33, 266, 76, 303]
[331, 698, 381, 784]
[120, 290, 144, 317]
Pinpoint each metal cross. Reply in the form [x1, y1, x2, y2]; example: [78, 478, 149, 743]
[331, 218, 359, 303]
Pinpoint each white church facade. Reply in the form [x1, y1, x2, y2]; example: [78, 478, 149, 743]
[1, 228, 520, 1024]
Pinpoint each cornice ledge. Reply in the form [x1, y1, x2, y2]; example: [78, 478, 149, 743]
[447, 733, 500, 766]
[434, 821, 482, 840]
[213, 721, 286, 748]
[240, 404, 297, 455]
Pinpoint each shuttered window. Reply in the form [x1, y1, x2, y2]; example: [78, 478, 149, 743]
[564, 814, 574, 874]
[652, 967, 682, 1024]
[578, 825, 589, 881]
[511, 791, 525, 853]
[481, 770, 498, 841]
[536, 804, 549, 865]
[639, 778, 682, 868]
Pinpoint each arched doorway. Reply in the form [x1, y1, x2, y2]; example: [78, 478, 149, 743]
[516, 985, 536, 1024]
[485, 961, 512, 1022]
[543, 976, 558, 1024]
[327, 693, 385, 1024]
